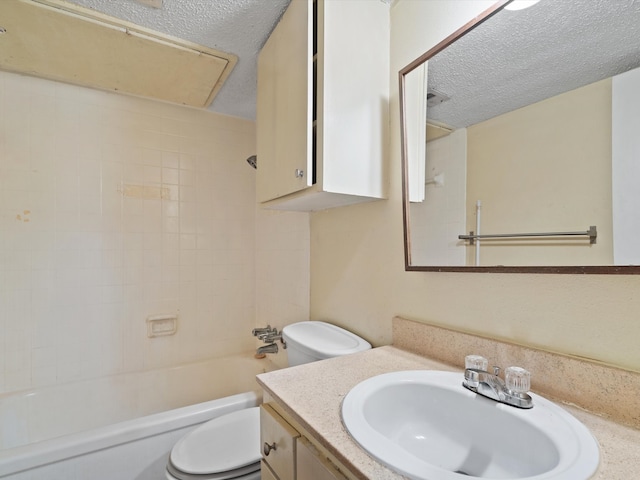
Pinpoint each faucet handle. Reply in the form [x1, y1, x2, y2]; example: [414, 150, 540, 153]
[465, 355, 488, 371]
[262, 333, 282, 343]
[252, 325, 274, 337]
[506, 366, 531, 394]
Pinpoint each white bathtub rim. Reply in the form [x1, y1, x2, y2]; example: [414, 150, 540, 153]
[0, 391, 260, 478]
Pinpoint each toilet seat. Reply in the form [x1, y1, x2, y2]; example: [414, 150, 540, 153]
[167, 407, 261, 480]
[166, 460, 260, 480]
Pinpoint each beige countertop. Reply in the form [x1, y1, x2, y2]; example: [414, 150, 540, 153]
[256, 346, 640, 480]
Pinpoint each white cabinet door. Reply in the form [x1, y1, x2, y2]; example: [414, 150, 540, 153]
[260, 404, 300, 480]
[257, 0, 312, 203]
[257, 0, 389, 211]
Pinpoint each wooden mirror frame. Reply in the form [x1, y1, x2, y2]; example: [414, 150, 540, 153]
[399, 0, 640, 274]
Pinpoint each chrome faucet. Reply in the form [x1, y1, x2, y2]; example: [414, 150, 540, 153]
[463, 356, 533, 409]
[257, 343, 279, 355]
[252, 325, 286, 356]
[252, 325, 277, 338]
[262, 332, 285, 344]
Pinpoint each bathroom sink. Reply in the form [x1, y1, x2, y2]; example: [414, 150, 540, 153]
[341, 370, 599, 479]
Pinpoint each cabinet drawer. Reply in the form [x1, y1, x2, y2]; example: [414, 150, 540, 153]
[260, 403, 300, 480]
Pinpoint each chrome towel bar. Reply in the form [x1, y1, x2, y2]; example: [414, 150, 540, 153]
[459, 226, 597, 245]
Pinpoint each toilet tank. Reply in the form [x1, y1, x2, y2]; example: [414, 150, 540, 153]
[282, 321, 372, 366]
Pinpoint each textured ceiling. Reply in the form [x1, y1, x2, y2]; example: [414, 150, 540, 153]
[67, 0, 291, 120]
[62, 0, 640, 125]
[426, 0, 640, 128]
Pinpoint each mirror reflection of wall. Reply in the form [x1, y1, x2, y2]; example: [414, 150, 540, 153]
[464, 76, 613, 267]
[403, 0, 640, 269]
[410, 128, 466, 266]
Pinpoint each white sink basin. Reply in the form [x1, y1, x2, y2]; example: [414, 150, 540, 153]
[341, 370, 599, 479]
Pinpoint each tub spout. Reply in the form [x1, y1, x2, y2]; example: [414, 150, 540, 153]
[257, 343, 278, 355]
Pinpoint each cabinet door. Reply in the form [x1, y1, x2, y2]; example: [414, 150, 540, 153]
[318, 0, 388, 199]
[260, 404, 300, 480]
[257, 0, 312, 203]
[297, 437, 348, 480]
[261, 460, 280, 480]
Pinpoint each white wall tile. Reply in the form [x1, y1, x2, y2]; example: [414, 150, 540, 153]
[0, 71, 258, 394]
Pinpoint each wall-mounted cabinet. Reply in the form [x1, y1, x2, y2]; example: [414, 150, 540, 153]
[257, 0, 389, 211]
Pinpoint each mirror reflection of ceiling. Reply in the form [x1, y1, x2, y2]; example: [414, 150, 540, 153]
[427, 0, 640, 129]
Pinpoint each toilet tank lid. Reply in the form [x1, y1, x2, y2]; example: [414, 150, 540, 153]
[282, 321, 371, 358]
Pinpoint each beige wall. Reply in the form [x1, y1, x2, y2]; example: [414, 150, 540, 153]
[310, 0, 640, 372]
[467, 78, 613, 266]
[255, 208, 310, 369]
[0, 71, 257, 394]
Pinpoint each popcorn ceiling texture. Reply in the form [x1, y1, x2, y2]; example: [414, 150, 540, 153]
[422, 0, 640, 128]
[62, 1, 640, 128]
[67, 0, 292, 119]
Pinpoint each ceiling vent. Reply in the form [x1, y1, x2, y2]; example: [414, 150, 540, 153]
[426, 89, 450, 108]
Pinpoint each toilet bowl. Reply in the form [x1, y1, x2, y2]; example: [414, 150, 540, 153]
[166, 321, 371, 479]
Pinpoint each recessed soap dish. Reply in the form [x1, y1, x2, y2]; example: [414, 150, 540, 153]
[147, 314, 178, 338]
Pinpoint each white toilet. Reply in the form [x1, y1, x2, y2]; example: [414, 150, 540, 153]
[281, 320, 372, 365]
[165, 321, 371, 480]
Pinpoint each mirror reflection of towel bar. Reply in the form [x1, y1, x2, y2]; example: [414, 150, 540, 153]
[459, 226, 597, 245]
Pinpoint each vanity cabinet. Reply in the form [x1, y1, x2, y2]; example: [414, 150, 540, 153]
[260, 403, 351, 480]
[260, 403, 299, 480]
[260, 460, 279, 480]
[297, 437, 348, 480]
[256, 0, 389, 211]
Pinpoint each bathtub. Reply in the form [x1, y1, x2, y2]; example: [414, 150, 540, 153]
[0, 354, 275, 480]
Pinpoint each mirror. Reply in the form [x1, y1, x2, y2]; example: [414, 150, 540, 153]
[400, 0, 640, 273]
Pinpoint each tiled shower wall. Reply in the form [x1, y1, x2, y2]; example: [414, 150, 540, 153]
[0, 71, 259, 394]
